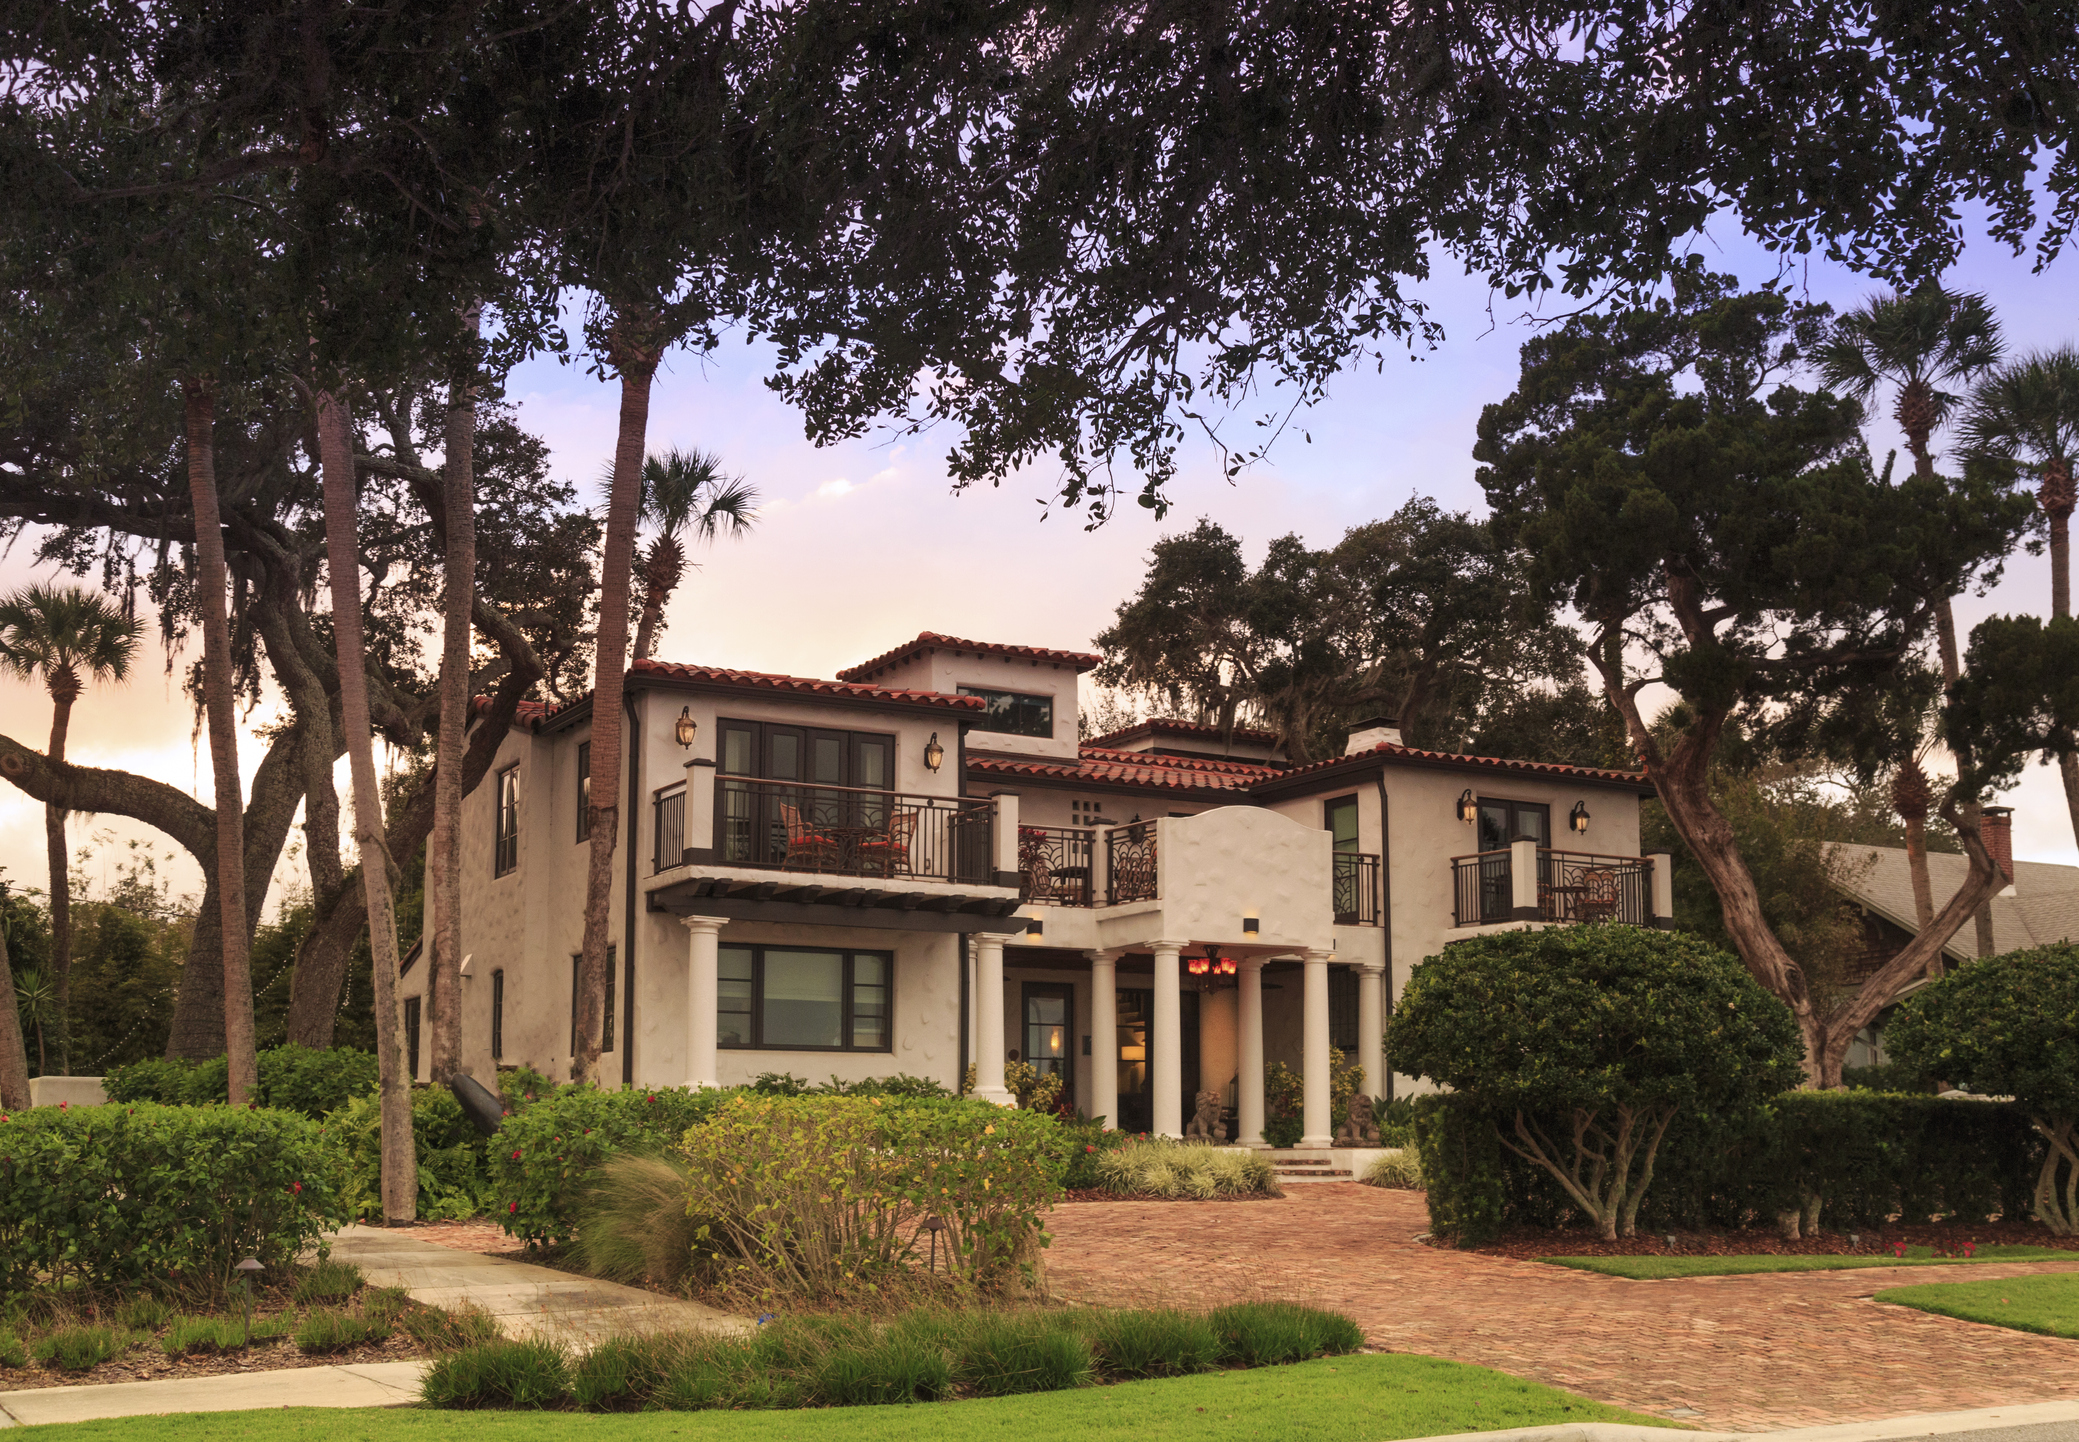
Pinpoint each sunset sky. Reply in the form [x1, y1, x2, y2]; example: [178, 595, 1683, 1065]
[4, 205, 2077, 927]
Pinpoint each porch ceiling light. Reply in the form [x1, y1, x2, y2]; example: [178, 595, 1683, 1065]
[675, 706, 698, 749]
[1569, 800, 1591, 834]
[924, 732, 945, 772]
[1456, 788, 1477, 825]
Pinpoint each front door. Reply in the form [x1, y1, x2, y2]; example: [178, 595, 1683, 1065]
[1022, 982, 1074, 1115]
[1114, 986, 1198, 1135]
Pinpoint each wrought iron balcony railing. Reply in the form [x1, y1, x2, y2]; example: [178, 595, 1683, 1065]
[1333, 852, 1381, 926]
[654, 776, 995, 885]
[1450, 847, 1654, 927]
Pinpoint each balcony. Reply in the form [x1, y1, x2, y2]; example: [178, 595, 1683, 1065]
[1013, 820, 1159, 907]
[658, 775, 995, 886]
[1451, 845, 1655, 927]
[1333, 852, 1381, 926]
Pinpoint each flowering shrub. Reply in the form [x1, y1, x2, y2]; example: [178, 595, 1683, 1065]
[486, 1086, 739, 1244]
[0, 1102, 344, 1295]
[678, 1095, 1068, 1302]
[1054, 1113, 1130, 1188]
[105, 1044, 380, 1118]
[327, 1087, 491, 1222]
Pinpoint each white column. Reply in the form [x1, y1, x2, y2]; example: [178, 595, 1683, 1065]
[973, 934, 1014, 1105]
[1089, 949, 1120, 1129]
[1510, 836, 1541, 921]
[1358, 962, 1385, 1105]
[682, 916, 725, 1089]
[1237, 957, 1267, 1148]
[1649, 852, 1675, 929]
[1151, 939, 1185, 1138]
[1301, 948, 1333, 1149]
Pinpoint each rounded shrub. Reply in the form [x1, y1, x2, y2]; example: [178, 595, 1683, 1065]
[1389, 924, 1803, 1239]
[1081, 1307, 1221, 1378]
[487, 1085, 737, 1244]
[420, 1339, 572, 1409]
[1887, 943, 2079, 1235]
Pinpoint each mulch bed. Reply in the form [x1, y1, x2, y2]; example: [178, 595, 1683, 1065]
[1459, 1219, 2079, 1260]
[0, 1328, 433, 1393]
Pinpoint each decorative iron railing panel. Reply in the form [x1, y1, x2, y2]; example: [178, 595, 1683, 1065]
[1018, 825, 1098, 907]
[711, 776, 994, 884]
[1451, 848, 1653, 927]
[1106, 820, 1160, 904]
[652, 784, 685, 874]
[1537, 849, 1652, 925]
[1451, 850, 1513, 926]
[1333, 852, 1381, 926]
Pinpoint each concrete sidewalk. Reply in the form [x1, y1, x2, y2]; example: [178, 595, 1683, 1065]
[326, 1224, 746, 1349]
[1409, 1400, 2079, 1442]
[0, 1362, 428, 1427]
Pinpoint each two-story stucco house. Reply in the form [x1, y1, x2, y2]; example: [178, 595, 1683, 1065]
[399, 632, 1667, 1148]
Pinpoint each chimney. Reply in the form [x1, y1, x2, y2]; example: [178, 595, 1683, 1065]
[1344, 716, 1403, 754]
[1980, 806, 2015, 885]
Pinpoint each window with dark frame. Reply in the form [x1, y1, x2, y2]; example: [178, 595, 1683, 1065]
[571, 947, 616, 1054]
[714, 719, 898, 865]
[956, 686, 1053, 738]
[716, 945, 891, 1051]
[494, 763, 520, 876]
[1325, 796, 1360, 852]
[490, 969, 505, 1060]
[1476, 798, 1550, 853]
[575, 740, 591, 842]
[1329, 967, 1358, 1053]
[404, 996, 422, 1080]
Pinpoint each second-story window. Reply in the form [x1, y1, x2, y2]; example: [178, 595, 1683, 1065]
[494, 763, 520, 876]
[575, 740, 591, 842]
[1325, 796, 1359, 853]
[958, 687, 1052, 738]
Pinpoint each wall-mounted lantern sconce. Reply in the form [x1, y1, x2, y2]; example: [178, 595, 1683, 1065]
[1241, 912, 1260, 935]
[675, 706, 698, 749]
[1569, 800, 1591, 835]
[1456, 788, 1477, 826]
[924, 732, 945, 773]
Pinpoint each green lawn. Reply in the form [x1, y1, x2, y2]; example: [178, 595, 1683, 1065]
[15, 1354, 1675, 1442]
[1878, 1273, 2079, 1339]
[1544, 1245, 2077, 1280]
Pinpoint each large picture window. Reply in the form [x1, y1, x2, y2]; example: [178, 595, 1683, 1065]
[718, 945, 890, 1052]
[957, 687, 1052, 738]
[494, 763, 520, 876]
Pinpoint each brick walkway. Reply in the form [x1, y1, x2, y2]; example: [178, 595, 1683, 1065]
[1044, 1184, 2079, 1432]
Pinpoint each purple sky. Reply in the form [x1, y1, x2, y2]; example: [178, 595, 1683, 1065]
[4, 205, 2076, 928]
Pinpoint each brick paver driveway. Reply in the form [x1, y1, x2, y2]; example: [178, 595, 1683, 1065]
[1044, 1184, 2079, 1431]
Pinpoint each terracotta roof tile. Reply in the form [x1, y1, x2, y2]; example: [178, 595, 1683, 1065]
[836, 631, 1102, 682]
[632, 657, 985, 711]
[969, 745, 1277, 793]
[1258, 741, 1654, 793]
[1083, 717, 1283, 750]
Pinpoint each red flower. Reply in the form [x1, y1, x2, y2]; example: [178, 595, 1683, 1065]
[292, 1182, 303, 1194]
[511, 1149, 522, 1160]
[647, 1095, 658, 1103]
[1085, 1145, 1095, 1153]
[508, 1201, 518, 1213]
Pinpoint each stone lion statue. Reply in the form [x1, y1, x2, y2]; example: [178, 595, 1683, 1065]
[1184, 1089, 1224, 1142]
[1334, 1093, 1380, 1147]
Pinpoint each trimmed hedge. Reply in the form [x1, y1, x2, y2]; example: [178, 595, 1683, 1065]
[106, 1045, 380, 1119]
[487, 1086, 741, 1243]
[0, 1102, 346, 1293]
[1414, 1089, 2043, 1245]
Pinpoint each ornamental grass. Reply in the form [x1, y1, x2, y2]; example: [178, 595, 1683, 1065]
[1092, 1139, 1280, 1199]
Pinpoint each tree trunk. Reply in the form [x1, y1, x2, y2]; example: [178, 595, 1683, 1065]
[315, 388, 415, 1222]
[573, 319, 660, 1087]
[1902, 815, 1935, 934]
[0, 909, 31, 1110]
[428, 344, 478, 1086]
[183, 379, 258, 1103]
[44, 774, 68, 1078]
[2052, 509, 2071, 624]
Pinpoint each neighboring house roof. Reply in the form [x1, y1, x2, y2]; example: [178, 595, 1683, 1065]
[1251, 740, 1657, 796]
[970, 744, 1278, 795]
[1083, 717, 1283, 750]
[1826, 843, 2079, 962]
[835, 631, 1103, 682]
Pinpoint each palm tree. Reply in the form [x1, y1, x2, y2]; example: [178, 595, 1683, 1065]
[630, 447, 759, 662]
[1964, 346, 2079, 848]
[0, 583, 142, 1074]
[12, 968, 55, 1078]
[1816, 286, 2004, 958]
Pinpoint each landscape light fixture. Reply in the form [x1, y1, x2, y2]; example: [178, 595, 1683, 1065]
[235, 1257, 263, 1345]
[1569, 801, 1591, 835]
[1456, 788, 1477, 825]
[924, 732, 945, 772]
[675, 706, 698, 749]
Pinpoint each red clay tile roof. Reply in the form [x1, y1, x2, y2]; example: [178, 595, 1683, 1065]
[836, 632, 1103, 682]
[471, 695, 551, 731]
[1083, 717, 1283, 750]
[1255, 741, 1654, 794]
[630, 657, 986, 711]
[969, 744, 1278, 793]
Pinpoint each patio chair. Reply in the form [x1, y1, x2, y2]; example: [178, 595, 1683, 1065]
[1576, 867, 1621, 922]
[858, 807, 920, 877]
[780, 803, 838, 871]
